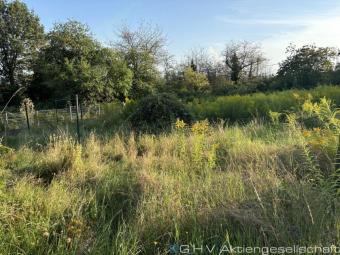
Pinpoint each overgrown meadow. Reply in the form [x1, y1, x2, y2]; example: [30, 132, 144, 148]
[1, 1, 340, 253]
[1, 88, 340, 254]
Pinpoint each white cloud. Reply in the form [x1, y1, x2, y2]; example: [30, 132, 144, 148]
[207, 44, 224, 63]
[261, 9, 340, 71]
[214, 7, 340, 73]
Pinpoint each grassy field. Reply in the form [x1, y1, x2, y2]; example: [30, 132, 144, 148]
[1, 87, 340, 254]
[189, 85, 340, 122]
[0, 118, 339, 254]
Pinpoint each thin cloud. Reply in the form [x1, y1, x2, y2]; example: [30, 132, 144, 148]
[214, 6, 340, 72]
[215, 16, 317, 26]
[261, 11, 340, 69]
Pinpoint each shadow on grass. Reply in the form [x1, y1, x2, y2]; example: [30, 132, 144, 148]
[139, 182, 337, 255]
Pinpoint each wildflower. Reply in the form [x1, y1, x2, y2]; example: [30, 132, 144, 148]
[302, 101, 315, 114]
[308, 137, 326, 148]
[317, 137, 326, 145]
[313, 127, 321, 132]
[66, 237, 72, 244]
[43, 231, 50, 238]
[153, 241, 158, 245]
[191, 119, 209, 134]
[175, 118, 186, 129]
[302, 130, 311, 137]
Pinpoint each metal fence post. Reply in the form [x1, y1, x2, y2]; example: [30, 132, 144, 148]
[36, 110, 40, 127]
[24, 102, 30, 131]
[55, 100, 58, 124]
[5, 112, 8, 126]
[4, 112, 7, 141]
[75, 94, 81, 143]
[80, 103, 83, 120]
[69, 104, 73, 121]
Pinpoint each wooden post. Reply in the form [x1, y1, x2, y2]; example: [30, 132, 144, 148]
[75, 95, 81, 143]
[24, 102, 30, 130]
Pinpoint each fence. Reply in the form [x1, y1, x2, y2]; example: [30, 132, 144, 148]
[0, 95, 103, 142]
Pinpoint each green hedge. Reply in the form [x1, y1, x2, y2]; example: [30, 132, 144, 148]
[188, 85, 340, 122]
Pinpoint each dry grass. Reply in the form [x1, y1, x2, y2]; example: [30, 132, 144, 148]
[0, 121, 339, 254]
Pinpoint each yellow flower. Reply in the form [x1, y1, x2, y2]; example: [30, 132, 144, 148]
[175, 118, 186, 129]
[313, 127, 321, 132]
[302, 101, 315, 114]
[191, 119, 209, 134]
[302, 130, 311, 137]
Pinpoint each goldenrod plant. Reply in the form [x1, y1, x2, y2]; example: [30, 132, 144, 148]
[0, 117, 339, 254]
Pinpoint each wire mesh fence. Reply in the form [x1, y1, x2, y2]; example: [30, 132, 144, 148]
[0, 95, 103, 138]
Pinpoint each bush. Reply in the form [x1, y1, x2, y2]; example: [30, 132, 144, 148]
[128, 93, 193, 132]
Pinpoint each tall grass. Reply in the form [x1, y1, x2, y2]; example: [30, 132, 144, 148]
[0, 120, 339, 254]
[188, 85, 340, 122]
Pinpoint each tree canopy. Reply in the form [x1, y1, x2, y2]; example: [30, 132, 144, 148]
[223, 41, 265, 84]
[183, 67, 209, 92]
[0, 0, 44, 91]
[115, 23, 167, 99]
[277, 45, 338, 89]
[30, 20, 132, 103]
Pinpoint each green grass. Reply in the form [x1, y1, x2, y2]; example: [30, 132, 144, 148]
[188, 85, 340, 122]
[0, 120, 339, 254]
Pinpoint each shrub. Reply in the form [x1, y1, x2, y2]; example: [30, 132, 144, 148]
[128, 93, 193, 132]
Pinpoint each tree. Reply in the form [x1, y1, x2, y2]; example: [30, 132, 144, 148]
[115, 23, 167, 99]
[89, 48, 132, 102]
[190, 59, 197, 72]
[183, 67, 209, 92]
[30, 20, 132, 102]
[186, 47, 211, 73]
[223, 41, 265, 83]
[277, 45, 337, 89]
[0, 0, 44, 89]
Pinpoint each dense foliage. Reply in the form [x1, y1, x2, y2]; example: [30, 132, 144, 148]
[0, 0, 44, 102]
[29, 21, 132, 103]
[128, 93, 193, 132]
[277, 45, 338, 89]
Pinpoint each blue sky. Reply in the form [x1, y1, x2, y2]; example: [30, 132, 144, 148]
[24, 0, 340, 69]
